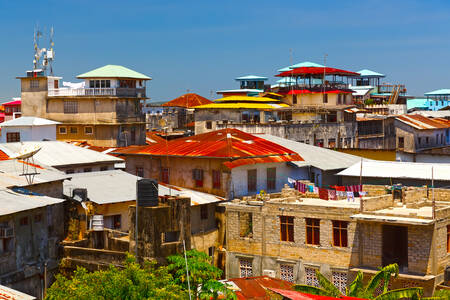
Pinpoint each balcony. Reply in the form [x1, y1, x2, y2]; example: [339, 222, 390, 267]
[48, 87, 146, 98]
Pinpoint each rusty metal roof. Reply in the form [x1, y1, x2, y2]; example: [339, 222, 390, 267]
[224, 276, 294, 300]
[114, 129, 303, 169]
[162, 93, 212, 108]
[396, 114, 450, 130]
[269, 288, 366, 300]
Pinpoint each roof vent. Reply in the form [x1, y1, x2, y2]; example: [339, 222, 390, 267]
[137, 179, 158, 207]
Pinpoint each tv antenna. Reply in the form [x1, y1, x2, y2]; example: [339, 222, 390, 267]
[33, 25, 55, 75]
[11, 144, 42, 184]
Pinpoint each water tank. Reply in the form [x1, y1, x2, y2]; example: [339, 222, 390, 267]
[91, 215, 104, 231]
[137, 179, 158, 207]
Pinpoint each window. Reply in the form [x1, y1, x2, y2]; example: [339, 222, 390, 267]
[328, 138, 336, 148]
[418, 137, 422, 145]
[64, 100, 78, 114]
[398, 137, 404, 149]
[337, 94, 342, 104]
[34, 214, 42, 223]
[332, 221, 348, 247]
[323, 94, 328, 103]
[19, 216, 29, 226]
[239, 259, 253, 278]
[212, 170, 221, 189]
[247, 169, 257, 193]
[292, 94, 297, 105]
[200, 205, 208, 220]
[306, 218, 320, 245]
[136, 167, 144, 177]
[100, 166, 109, 171]
[84, 126, 93, 135]
[112, 215, 121, 230]
[66, 169, 74, 174]
[426, 137, 429, 144]
[89, 80, 110, 88]
[130, 127, 136, 145]
[83, 167, 92, 173]
[447, 225, 450, 253]
[280, 264, 295, 282]
[30, 80, 39, 89]
[305, 267, 319, 287]
[192, 169, 204, 187]
[6, 132, 20, 143]
[280, 216, 294, 242]
[239, 212, 253, 237]
[70, 127, 78, 134]
[163, 231, 180, 243]
[206, 121, 212, 129]
[267, 168, 276, 191]
[332, 272, 348, 293]
[59, 126, 67, 134]
[161, 167, 169, 184]
[208, 246, 215, 258]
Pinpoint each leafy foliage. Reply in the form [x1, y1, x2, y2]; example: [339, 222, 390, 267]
[167, 249, 236, 300]
[46, 253, 186, 300]
[293, 263, 423, 299]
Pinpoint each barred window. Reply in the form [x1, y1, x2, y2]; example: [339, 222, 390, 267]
[6, 132, 20, 143]
[64, 100, 78, 114]
[280, 264, 294, 282]
[305, 267, 319, 287]
[239, 259, 253, 278]
[332, 271, 347, 293]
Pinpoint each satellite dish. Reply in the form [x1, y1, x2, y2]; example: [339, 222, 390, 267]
[11, 144, 42, 185]
[10, 145, 41, 159]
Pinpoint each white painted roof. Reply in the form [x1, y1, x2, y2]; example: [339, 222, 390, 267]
[257, 134, 364, 170]
[338, 160, 450, 181]
[63, 170, 224, 206]
[0, 188, 64, 216]
[0, 117, 60, 127]
[0, 141, 123, 167]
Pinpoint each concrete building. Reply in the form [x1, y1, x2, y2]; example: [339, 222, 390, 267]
[0, 141, 123, 174]
[0, 183, 65, 298]
[0, 117, 60, 143]
[356, 115, 396, 150]
[18, 65, 150, 147]
[221, 184, 450, 296]
[2, 98, 21, 121]
[114, 128, 302, 199]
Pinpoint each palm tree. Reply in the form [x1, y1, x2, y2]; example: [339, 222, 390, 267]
[294, 263, 423, 299]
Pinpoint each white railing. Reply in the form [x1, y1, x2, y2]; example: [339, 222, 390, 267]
[48, 88, 116, 97]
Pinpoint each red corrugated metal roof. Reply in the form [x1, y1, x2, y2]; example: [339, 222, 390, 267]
[277, 67, 360, 77]
[396, 114, 450, 130]
[162, 93, 213, 108]
[2, 100, 21, 106]
[0, 150, 9, 161]
[146, 131, 166, 144]
[115, 129, 303, 168]
[226, 276, 294, 300]
[269, 288, 366, 300]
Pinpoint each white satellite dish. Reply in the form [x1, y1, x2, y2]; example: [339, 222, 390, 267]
[11, 145, 42, 185]
[10, 145, 41, 159]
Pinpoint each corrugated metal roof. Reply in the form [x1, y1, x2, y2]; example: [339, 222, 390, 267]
[146, 132, 166, 144]
[407, 98, 429, 110]
[223, 276, 294, 300]
[278, 61, 325, 72]
[356, 69, 385, 77]
[277, 67, 360, 77]
[63, 170, 224, 206]
[235, 75, 268, 81]
[257, 134, 363, 170]
[269, 288, 366, 300]
[0, 141, 123, 167]
[115, 129, 303, 168]
[2, 100, 21, 106]
[0, 284, 36, 300]
[413, 110, 450, 118]
[0, 117, 60, 127]
[424, 88, 450, 96]
[77, 65, 151, 80]
[0, 188, 64, 216]
[337, 160, 450, 181]
[396, 114, 450, 130]
[194, 103, 289, 109]
[216, 89, 264, 93]
[161, 93, 213, 108]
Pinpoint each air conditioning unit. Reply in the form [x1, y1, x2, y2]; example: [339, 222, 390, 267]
[263, 269, 276, 278]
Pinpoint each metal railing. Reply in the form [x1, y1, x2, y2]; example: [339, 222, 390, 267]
[48, 88, 146, 97]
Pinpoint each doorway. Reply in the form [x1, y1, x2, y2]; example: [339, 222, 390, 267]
[382, 225, 408, 272]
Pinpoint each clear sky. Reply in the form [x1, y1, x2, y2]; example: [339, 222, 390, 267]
[1, 0, 450, 102]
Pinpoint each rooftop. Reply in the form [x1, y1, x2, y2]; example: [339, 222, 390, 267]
[396, 114, 450, 130]
[63, 170, 224, 206]
[424, 88, 450, 96]
[114, 129, 303, 169]
[338, 160, 450, 181]
[222, 276, 294, 300]
[277, 66, 360, 78]
[277, 61, 325, 72]
[256, 134, 363, 171]
[0, 116, 60, 127]
[192, 102, 289, 109]
[77, 65, 151, 80]
[161, 93, 212, 108]
[2, 99, 21, 106]
[0, 187, 64, 216]
[235, 75, 268, 81]
[0, 141, 123, 168]
[356, 69, 385, 78]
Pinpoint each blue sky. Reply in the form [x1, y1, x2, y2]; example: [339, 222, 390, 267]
[1, 0, 450, 102]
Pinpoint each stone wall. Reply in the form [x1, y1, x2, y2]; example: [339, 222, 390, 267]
[362, 194, 393, 211]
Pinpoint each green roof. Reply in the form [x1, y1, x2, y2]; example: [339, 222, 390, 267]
[77, 65, 151, 80]
[357, 69, 385, 78]
[424, 89, 450, 96]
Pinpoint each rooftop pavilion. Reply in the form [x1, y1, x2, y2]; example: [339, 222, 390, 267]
[425, 89, 450, 101]
[217, 75, 268, 97]
[352, 69, 386, 87]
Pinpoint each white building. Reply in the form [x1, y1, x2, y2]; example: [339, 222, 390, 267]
[0, 117, 59, 143]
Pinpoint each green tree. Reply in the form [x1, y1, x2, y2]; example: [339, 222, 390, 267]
[45, 253, 186, 300]
[294, 263, 423, 299]
[167, 249, 236, 300]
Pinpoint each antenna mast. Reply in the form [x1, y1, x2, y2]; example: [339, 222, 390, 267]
[32, 25, 55, 75]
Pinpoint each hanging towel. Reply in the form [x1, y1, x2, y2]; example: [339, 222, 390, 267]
[328, 189, 337, 200]
[346, 191, 354, 202]
[319, 188, 329, 200]
[288, 177, 296, 186]
[307, 185, 314, 193]
[336, 186, 346, 192]
[313, 187, 319, 194]
[359, 191, 367, 196]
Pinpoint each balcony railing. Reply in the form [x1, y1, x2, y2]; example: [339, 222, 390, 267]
[48, 87, 146, 98]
